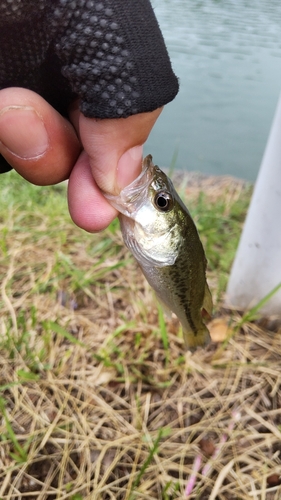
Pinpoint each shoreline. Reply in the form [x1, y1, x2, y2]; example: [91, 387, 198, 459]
[167, 169, 252, 201]
[168, 168, 252, 188]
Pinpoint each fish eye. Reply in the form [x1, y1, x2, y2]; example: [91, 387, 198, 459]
[154, 191, 173, 212]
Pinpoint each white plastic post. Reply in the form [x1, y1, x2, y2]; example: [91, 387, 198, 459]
[226, 93, 281, 316]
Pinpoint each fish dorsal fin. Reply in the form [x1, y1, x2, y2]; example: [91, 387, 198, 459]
[202, 282, 213, 318]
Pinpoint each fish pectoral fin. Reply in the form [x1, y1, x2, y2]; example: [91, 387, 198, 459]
[127, 236, 176, 268]
[128, 238, 161, 267]
[202, 282, 213, 319]
[182, 325, 211, 352]
[155, 294, 172, 318]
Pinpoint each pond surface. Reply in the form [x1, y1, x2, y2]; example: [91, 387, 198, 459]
[144, 0, 281, 180]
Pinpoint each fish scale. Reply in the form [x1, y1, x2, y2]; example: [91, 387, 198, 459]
[104, 155, 213, 351]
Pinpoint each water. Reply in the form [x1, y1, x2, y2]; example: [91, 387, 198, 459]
[144, 0, 281, 181]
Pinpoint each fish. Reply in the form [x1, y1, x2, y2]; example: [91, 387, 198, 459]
[104, 155, 213, 350]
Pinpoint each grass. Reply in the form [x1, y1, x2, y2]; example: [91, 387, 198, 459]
[0, 169, 281, 499]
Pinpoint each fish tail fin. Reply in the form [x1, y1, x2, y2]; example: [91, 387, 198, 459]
[182, 325, 211, 352]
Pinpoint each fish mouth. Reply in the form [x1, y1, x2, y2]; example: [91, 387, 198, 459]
[103, 155, 155, 217]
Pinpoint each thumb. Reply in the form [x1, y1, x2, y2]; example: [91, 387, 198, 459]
[77, 108, 162, 194]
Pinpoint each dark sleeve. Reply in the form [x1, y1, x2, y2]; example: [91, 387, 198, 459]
[52, 0, 179, 119]
[0, 0, 179, 173]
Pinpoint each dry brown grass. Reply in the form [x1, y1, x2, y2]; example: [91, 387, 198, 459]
[0, 175, 281, 499]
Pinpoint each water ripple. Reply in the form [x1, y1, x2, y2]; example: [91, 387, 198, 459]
[146, 0, 281, 180]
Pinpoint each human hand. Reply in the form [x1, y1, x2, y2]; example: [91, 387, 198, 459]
[0, 87, 162, 231]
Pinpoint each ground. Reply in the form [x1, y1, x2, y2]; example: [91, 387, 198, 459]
[0, 170, 280, 499]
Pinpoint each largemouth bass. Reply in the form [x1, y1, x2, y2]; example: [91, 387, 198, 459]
[105, 155, 212, 350]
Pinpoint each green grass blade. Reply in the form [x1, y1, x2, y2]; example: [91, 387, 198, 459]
[239, 282, 281, 324]
[157, 303, 169, 352]
[43, 320, 86, 347]
[0, 397, 27, 463]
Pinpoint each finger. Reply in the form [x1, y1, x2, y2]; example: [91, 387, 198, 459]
[68, 150, 117, 232]
[77, 107, 162, 194]
[0, 87, 81, 185]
